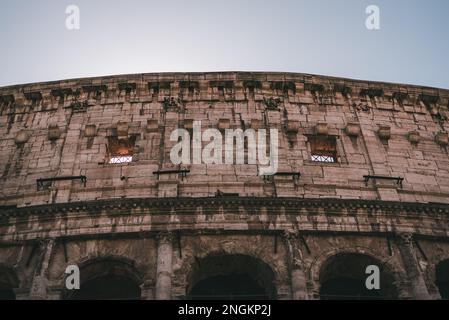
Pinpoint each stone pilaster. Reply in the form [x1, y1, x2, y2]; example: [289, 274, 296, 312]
[283, 230, 308, 300]
[29, 239, 55, 299]
[155, 232, 174, 300]
[395, 233, 431, 300]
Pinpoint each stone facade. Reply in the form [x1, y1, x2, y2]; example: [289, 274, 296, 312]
[0, 71, 449, 299]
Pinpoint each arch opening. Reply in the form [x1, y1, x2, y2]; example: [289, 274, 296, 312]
[436, 259, 449, 300]
[65, 258, 141, 300]
[319, 253, 398, 300]
[0, 266, 18, 300]
[186, 254, 276, 300]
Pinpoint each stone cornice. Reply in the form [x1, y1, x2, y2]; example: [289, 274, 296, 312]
[1, 197, 449, 218]
[1, 71, 448, 92]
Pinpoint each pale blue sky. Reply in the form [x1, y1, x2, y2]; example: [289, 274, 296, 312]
[0, 0, 448, 88]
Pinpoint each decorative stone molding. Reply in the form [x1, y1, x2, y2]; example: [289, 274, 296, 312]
[396, 232, 414, 246]
[2, 197, 449, 219]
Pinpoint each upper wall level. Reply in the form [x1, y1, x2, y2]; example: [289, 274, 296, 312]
[0, 72, 448, 207]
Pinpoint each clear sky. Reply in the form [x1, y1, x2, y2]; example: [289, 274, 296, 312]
[0, 0, 448, 88]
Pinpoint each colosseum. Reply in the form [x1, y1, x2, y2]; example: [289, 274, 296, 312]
[0, 71, 449, 300]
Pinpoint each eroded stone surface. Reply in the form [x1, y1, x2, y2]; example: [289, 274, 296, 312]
[0, 72, 449, 299]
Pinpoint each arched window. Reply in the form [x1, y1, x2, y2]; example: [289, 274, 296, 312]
[65, 258, 141, 300]
[319, 253, 398, 300]
[186, 254, 276, 300]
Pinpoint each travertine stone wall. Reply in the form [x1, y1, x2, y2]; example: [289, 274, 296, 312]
[1, 72, 449, 300]
[0, 72, 448, 207]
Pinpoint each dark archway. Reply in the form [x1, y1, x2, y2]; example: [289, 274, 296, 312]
[0, 266, 19, 300]
[319, 253, 398, 300]
[65, 258, 141, 300]
[186, 254, 276, 300]
[436, 259, 449, 299]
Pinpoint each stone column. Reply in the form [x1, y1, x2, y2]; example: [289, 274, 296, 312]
[395, 233, 431, 300]
[29, 239, 55, 299]
[155, 232, 174, 300]
[284, 231, 308, 300]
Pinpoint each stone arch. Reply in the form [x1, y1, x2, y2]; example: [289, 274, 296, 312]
[0, 264, 19, 300]
[185, 252, 277, 300]
[62, 255, 143, 300]
[308, 247, 404, 300]
[435, 259, 449, 299]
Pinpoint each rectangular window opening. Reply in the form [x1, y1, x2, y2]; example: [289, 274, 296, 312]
[310, 136, 337, 163]
[107, 136, 136, 164]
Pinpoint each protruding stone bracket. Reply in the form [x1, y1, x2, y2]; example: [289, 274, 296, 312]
[153, 168, 190, 181]
[419, 94, 439, 105]
[243, 80, 262, 90]
[270, 81, 296, 95]
[363, 175, 404, 189]
[36, 175, 87, 191]
[118, 82, 136, 94]
[333, 84, 352, 96]
[263, 172, 301, 183]
[360, 88, 384, 98]
[215, 190, 239, 197]
[24, 91, 43, 102]
[393, 92, 409, 103]
[304, 83, 325, 94]
[148, 81, 172, 93]
[0, 94, 15, 105]
[82, 85, 108, 95]
[209, 81, 234, 89]
[51, 88, 73, 99]
[179, 81, 199, 92]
